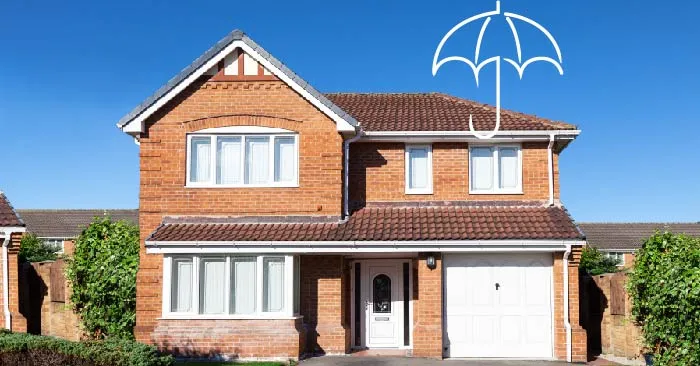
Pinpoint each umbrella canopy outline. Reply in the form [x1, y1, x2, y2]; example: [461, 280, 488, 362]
[432, 1, 564, 139]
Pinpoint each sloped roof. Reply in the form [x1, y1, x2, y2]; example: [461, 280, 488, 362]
[147, 202, 582, 242]
[579, 222, 700, 250]
[0, 193, 24, 227]
[325, 93, 577, 132]
[117, 29, 357, 131]
[16, 209, 138, 238]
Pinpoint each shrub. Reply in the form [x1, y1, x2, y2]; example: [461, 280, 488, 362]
[579, 246, 620, 275]
[18, 233, 59, 263]
[65, 217, 139, 340]
[627, 231, 700, 365]
[0, 330, 173, 366]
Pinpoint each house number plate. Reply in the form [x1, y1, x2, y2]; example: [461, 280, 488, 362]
[374, 317, 390, 321]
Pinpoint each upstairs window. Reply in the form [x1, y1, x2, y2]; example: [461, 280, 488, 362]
[405, 145, 433, 194]
[187, 133, 298, 187]
[469, 145, 522, 194]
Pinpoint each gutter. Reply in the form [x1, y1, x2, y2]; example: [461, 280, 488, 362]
[548, 134, 556, 206]
[343, 129, 363, 219]
[563, 243, 572, 363]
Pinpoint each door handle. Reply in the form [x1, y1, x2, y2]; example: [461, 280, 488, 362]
[495, 283, 500, 290]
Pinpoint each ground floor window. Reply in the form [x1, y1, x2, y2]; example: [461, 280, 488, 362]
[603, 251, 625, 266]
[163, 254, 298, 318]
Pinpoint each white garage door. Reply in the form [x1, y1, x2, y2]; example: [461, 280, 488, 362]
[444, 253, 553, 358]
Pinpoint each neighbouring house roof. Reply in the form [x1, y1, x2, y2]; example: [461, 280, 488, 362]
[579, 222, 700, 251]
[16, 209, 139, 238]
[325, 93, 577, 132]
[147, 202, 583, 242]
[117, 29, 358, 133]
[0, 193, 24, 227]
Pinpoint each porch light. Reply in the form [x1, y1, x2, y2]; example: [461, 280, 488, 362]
[426, 254, 437, 270]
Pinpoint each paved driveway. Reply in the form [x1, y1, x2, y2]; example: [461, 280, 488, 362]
[300, 357, 575, 365]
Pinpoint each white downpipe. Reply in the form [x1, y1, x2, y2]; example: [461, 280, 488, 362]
[2, 233, 11, 330]
[547, 134, 555, 206]
[563, 244, 572, 363]
[343, 130, 363, 218]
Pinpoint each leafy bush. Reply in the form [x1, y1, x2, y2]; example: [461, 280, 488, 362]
[0, 330, 173, 366]
[627, 231, 700, 365]
[18, 233, 59, 263]
[65, 217, 139, 340]
[579, 246, 620, 275]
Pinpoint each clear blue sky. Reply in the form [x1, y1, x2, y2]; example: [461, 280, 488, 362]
[1, 0, 698, 222]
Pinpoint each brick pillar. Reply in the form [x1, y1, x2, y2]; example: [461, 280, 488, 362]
[134, 213, 164, 344]
[553, 248, 587, 362]
[7, 232, 27, 332]
[412, 254, 442, 359]
[300, 255, 349, 355]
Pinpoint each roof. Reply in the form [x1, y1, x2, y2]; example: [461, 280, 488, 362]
[0, 193, 24, 227]
[147, 202, 583, 242]
[16, 209, 138, 238]
[579, 222, 700, 250]
[118, 29, 357, 132]
[325, 93, 577, 132]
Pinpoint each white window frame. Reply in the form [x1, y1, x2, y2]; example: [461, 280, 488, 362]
[185, 133, 299, 188]
[405, 144, 433, 195]
[469, 144, 523, 195]
[161, 254, 298, 319]
[603, 251, 625, 266]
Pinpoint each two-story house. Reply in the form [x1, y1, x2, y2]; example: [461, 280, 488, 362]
[118, 30, 587, 362]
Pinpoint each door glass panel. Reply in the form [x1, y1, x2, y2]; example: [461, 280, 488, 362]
[373, 274, 391, 313]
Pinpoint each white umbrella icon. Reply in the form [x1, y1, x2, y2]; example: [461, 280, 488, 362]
[432, 1, 564, 139]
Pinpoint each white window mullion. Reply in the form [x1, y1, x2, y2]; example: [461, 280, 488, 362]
[256, 256, 264, 314]
[224, 256, 231, 314]
[240, 135, 247, 185]
[269, 136, 276, 183]
[493, 147, 500, 190]
[210, 136, 217, 185]
[192, 256, 200, 314]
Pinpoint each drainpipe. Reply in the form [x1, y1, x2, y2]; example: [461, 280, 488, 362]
[2, 233, 11, 330]
[343, 129, 363, 219]
[547, 134, 555, 206]
[563, 244, 572, 363]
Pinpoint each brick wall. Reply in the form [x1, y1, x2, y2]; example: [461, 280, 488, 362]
[552, 247, 588, 362]
[349, 142, 560, 205]
[412, 254, 442, 358]
[8, 232, 26, 332]
[136, 78, 346, 345]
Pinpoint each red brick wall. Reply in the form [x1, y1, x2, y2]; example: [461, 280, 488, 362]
[151, 318, 304, 359]
[412, 254, 443, 358]
[553, 247, 587, 362]
[8, 232, 27, 332]
[299, 255, 349, 355]
[136, 78, 345, 346]
[349, 142, 559, 204]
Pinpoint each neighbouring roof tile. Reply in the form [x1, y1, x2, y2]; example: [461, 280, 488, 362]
[325, 93, 577, 132]
[579, 223, 700, 250]
[147, 203, 582, 242]
[0, 193, 24, 227]
[16, 209, 138, 238]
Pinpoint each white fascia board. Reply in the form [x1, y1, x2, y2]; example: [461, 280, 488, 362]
[361, 130, 580, 143]
[597, 248, 637, 253]
[120, 40, 356, 134]
[0, 227, 26, 234]
[145, 239, 586, 254]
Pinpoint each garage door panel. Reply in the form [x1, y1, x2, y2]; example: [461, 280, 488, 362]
[444, 253, 553, 359]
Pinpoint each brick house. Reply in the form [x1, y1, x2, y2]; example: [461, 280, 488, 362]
[118, 30, 587, 362]
[0, 192, 27, 332]
[579, 222, 700, 269]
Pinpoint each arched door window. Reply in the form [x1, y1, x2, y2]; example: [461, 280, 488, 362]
[373, 274, 391, 313]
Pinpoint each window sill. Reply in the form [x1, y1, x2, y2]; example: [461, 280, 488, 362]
[405, 190, 433, 195]
[159, 314, 303, 321]
[185, 183, 299, 189]
[469, 190, 524, 195]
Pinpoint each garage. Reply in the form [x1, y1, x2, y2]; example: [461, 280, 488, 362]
[444, 253, 554, 359]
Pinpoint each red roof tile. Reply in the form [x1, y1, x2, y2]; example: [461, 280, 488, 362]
[324, 93, 577, 132]
[147, 203, 583, 242]
[0, 193, 24, 227]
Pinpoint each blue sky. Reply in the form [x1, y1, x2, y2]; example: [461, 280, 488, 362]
[1, 0, 698, 222]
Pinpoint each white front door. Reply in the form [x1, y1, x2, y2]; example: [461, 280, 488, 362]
[444, 253, 553, 358]
[364, 264, 400, 348]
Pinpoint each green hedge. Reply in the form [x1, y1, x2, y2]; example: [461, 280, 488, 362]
[0, 331, 174, 366]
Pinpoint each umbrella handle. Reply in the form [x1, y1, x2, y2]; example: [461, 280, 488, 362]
[469, 57, 501, 140]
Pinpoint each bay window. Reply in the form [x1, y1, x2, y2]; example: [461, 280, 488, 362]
[163, 255, 298, 318]
[469, 145, 522, 194]
[187, 133, 298, 187]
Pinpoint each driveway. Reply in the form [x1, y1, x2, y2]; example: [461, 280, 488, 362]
[300, 357, 577, 365]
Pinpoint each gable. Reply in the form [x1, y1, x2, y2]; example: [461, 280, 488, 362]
[118, 30, 357, 136]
